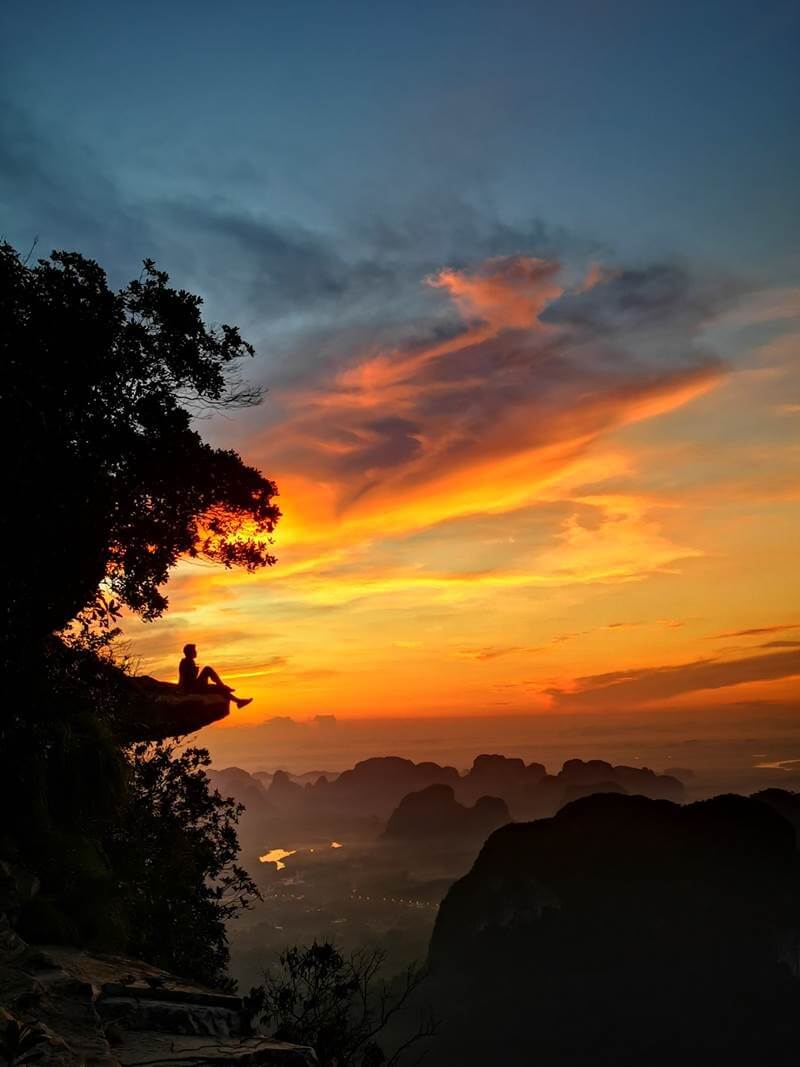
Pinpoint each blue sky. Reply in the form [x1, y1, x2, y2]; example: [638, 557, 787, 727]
[3, 1, 798, 293]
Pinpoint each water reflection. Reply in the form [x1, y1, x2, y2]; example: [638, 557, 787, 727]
[258, 841, 344, 871]
[259, 848, 297, 870]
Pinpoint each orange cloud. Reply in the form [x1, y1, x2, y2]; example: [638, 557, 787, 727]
[125, 256, 800, 724]
[429, 256, 562, 331]
[256, 257, 722, 560]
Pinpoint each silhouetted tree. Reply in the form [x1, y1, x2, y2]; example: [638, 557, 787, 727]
[107, 741, 259, 988]
[0, 242, 280, 657]
[246, 942, 437, 1066]
[0, 242, 274, 984]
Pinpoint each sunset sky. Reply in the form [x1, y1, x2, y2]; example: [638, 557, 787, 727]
[3, 1, 799, 726]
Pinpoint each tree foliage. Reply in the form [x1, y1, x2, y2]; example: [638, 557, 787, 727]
[0, 242, 280, 650]
[0, 241, 274, 989]
[246, 942, 437, 1066]
[4, 653, 257, 989]
[107, 741, 259, 988]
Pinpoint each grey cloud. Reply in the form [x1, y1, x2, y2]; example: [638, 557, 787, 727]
[2, 104, 587, 386]
[544, 266, 694, 329]
[0, 103, 400, 334]
[0, 101, 155, 286]
[157, 199, 398, 312]
[3, 100, 740, 502]
[548, 649, 800, 710]
[272, 254, 725, 499]
[154, 201, 589, 389]
[339, 417, 422, 475]
[544, 263, 740, 336]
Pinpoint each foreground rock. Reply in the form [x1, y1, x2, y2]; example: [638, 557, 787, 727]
[426, 790, 800, 1066]
[118, 677, 231, 742]
[0, 937, 316, 1066]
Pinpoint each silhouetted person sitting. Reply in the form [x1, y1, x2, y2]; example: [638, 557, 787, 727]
[178, 643, 252, 709]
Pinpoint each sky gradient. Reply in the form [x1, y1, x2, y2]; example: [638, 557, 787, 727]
[2, 1, 799, 726]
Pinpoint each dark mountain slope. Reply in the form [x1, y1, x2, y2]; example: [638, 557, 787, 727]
[427, 790, 800, 1066]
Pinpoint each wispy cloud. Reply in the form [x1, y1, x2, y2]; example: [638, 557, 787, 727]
[256, 255, 725, 562]
[548, 649, 800, 710]
[457, 645, 545, 661]
[712, 623, 800, 639]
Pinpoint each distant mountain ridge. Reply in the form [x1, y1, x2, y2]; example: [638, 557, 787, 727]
[382, 784, 511, 842]
[210, 751, 686, 857]
[210, 753, 684, 827]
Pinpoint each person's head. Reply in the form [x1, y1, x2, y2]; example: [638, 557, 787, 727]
[183, 643, 197, 659]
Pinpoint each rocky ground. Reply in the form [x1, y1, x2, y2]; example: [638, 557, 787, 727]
[0, 918, 316, 1066]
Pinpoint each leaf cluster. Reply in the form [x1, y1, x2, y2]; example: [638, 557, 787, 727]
[0, 242, 273, 991]
[106, 741, 260, 988]
[247, 942, 437, 1066]
[0, 241, 280, 650]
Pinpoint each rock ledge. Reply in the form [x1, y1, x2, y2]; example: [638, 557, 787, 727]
[0, 938, 316, 1066]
